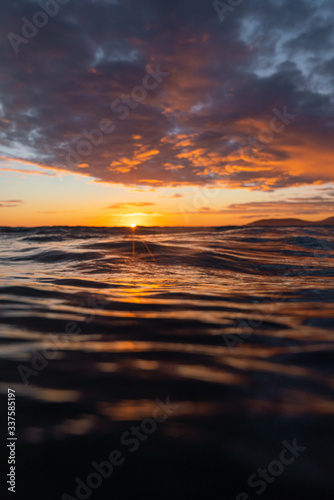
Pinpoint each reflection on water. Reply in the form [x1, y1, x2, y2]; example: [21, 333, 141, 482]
[0, 226, 333, 499]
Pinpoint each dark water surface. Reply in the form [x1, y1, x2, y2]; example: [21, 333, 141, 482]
[0, 226, 333, 499]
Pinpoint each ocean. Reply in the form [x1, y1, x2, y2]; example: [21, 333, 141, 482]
[0, 225, 333, 499]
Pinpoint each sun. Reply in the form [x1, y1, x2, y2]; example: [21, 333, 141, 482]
[130, 223, 137, 228]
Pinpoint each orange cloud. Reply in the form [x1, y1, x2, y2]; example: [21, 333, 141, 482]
[107, 202, 156, 209]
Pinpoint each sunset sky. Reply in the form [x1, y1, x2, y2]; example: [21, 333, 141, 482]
[1, 0, 334, 226]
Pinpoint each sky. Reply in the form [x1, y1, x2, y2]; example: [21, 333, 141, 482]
[1, 0, 334, 226]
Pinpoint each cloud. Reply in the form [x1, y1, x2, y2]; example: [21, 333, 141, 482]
[223, 195, 334, 216]
[0, 167, 56, 176]
[39, 210, 75, 214]
[0, 199, 24, 208]
[0, 0, 333, 192]
[107, 202, 156, 209]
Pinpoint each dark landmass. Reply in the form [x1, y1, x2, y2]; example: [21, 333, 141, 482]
[248, 216, 334, 226]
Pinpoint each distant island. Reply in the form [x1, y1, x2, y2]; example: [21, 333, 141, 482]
[247, 216, 334, 226]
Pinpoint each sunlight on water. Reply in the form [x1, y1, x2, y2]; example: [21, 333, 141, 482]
[0, 225, 333, 498]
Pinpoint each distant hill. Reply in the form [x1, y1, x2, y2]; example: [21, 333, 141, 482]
[247, 217, 334, 226]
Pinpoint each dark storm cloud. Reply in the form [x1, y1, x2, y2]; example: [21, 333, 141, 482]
[0, 0, 333, 190]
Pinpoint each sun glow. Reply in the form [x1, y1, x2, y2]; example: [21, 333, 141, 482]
[130, 223, 137, 228]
